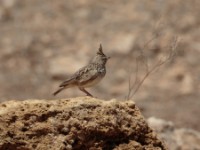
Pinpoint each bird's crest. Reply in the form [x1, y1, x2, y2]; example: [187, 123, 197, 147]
[97, 44, 106, 56]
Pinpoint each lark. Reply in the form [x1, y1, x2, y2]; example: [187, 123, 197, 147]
[53, 44, 110, 97]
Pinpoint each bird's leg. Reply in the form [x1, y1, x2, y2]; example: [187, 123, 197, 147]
[79, 87, 93, 97]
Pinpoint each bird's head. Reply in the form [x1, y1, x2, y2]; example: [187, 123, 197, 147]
[93, 44, 110, 65]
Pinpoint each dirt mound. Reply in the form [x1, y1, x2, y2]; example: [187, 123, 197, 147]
[0, 97, 166, 150]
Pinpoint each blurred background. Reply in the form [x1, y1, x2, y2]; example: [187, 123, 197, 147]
[0, 0, 200, 140]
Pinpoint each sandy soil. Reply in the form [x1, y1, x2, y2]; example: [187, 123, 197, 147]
[0, 97, 166, 150]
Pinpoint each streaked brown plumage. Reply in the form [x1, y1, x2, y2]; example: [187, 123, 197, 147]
[53, 44, 110, 97]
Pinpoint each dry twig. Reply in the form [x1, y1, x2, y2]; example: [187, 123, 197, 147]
[126, 36, 179, 100]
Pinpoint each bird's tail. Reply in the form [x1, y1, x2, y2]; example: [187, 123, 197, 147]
[53, 87, 65, 96]
[53, 78, 75, 96]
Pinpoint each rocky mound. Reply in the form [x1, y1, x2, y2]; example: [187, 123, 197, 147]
[0, 97, 166, 150]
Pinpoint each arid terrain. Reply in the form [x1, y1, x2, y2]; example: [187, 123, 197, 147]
[0, 98, 167, 150]
[0, 0, 200, 133]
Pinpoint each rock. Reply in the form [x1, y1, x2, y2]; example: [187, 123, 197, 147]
[0, 97, 166, 150]
[148, 117, 200, 150]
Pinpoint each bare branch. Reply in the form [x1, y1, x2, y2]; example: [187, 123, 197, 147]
[139, 25, 163, 73]
[126, 58, 139, 100]
[126, 36, 179, 99]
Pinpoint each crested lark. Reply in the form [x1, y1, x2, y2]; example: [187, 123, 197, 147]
[53, 44, 110, 97]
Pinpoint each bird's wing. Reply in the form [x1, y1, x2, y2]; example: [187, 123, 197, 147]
[59, 77, 76, 87]
[75, 64, 99, 84]
[59, 64, 95, 87]
[59, 64, 99, 87]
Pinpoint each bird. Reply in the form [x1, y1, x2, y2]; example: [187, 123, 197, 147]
[53, 44, 110, 97]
